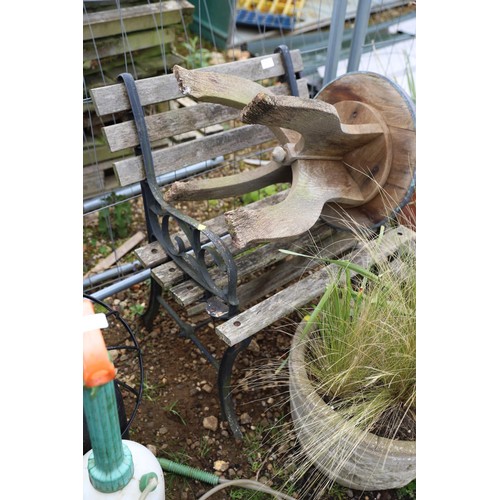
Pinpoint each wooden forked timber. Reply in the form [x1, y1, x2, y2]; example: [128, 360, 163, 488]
[166, 67, 415, 248]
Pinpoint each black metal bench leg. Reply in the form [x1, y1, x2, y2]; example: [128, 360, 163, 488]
[218, 337, 252, 440]
[141, 278, 162, 331]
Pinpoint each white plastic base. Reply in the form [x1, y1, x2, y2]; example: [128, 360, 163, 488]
[83, 440, 165, 499]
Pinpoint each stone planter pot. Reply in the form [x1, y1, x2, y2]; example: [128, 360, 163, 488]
[289, 321, 416, 491]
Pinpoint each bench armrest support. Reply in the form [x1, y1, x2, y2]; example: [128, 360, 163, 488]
[119, 72, 239, 318]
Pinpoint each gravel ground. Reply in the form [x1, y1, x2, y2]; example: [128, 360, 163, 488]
[83, 197, 416, 500]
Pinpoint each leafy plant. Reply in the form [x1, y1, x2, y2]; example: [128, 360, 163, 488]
[98, 195, 133, 239]
[396, 479, 416, 499]
[129, 303, 145, 317]
[180, 35, 212, 69]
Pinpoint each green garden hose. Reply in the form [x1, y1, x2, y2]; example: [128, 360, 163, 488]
[157, 457, 296, 499]
[158, 458, 219, 486]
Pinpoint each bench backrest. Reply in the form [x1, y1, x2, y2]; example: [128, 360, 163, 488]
[90, 49, 308, 188]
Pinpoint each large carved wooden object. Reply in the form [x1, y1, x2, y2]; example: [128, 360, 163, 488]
[166, 66, 415, 248]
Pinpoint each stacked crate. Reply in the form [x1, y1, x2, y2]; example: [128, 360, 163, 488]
[83, 0, 195, 199]
[236, 0, 305, 30]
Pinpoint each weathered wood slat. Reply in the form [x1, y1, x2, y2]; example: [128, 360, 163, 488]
[106, 102, 238, 152]
[102, 78, 308, 152]
[174, 97, 225, 135]
[84, 232, 146, 278]
[113, 124, 275, 186]
[169, 241, 287, 307]
[134, 217, 229, 271]
[185, 228, 358, 319]
[215, 225, 416, 346]
[83, 165, 106, 198]
[83, 141, 134, 166]
[210, 230, 358, 315]
[83, 1, 194, 40]
[169, 221, 339, 307]
[135, 190, 288, 270]
[135, 191, 288, 269]
[134, 240, 168, 269]
[185, 252, 312, 318]
[83, 27, 175, 61]
[90, 50, 305, 116]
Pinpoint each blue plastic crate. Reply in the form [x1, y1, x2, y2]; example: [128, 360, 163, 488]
[236, 9, 297, 30]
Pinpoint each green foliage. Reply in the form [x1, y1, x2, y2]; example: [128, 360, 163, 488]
[92, 303, 108, 315]
[241, 183, 287, 205]
[242, 424, 266, 473]
[396, 479, 416, 499]
[229, 489, 268, 500]
[98, 195, 133, 239]
[129, 303, 145, 317]
[269, 228, 416, 497]
[326, 482, 348, 500]
[198, 435, 212, 458]
[181, 35, 212, 69]
[98, 244, 111, 255]
[404, 51, 416, 104]
[142, 378, 160, 402]
[164, 400, 187, 426]
[305, 231, 416, 439]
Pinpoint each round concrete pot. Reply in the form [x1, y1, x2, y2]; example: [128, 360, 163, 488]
[289, 321, 416, 491]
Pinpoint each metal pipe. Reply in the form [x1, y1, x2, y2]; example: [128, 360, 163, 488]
[323, 0, 348, 85]
[88, 269, 151, 301]
[86, 231, 233, 299]
[83, 260, 143, 290]
[347, 0, 372, 73]
[83, 156, 224, 214]
[247, 10, 415, 57]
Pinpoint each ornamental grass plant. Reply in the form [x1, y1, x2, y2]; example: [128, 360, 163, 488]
[303, 240, 416, 443]
[282, 225, 417, 495]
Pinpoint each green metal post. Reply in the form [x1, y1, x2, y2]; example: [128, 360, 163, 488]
[83, 381, 134, 493]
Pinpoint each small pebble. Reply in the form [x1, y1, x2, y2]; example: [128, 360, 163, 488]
[203, 415, 218, 432]
[213, 460, 230, 472]
[239, 412, 252, 425]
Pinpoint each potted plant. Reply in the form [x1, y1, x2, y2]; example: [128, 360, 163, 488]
[287, 228, 416, 493]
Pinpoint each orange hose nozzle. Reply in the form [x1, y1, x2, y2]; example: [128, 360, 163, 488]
[83, 299, 116, 387]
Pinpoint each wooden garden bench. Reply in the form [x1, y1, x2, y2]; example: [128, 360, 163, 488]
[89, 46, 416, 438]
